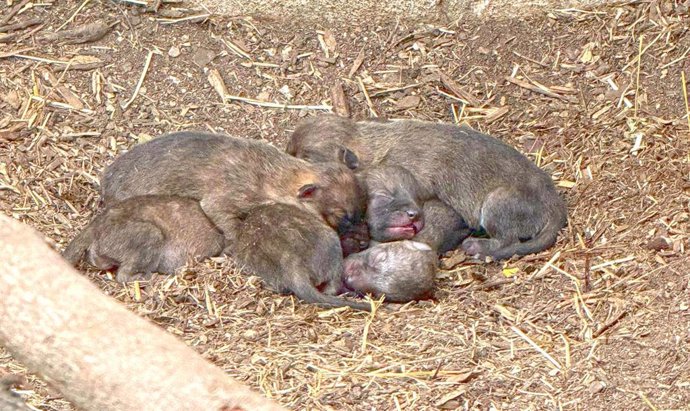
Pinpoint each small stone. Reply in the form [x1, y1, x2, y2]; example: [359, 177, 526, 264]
[243, 329, 258, 340]
[646, 237, 671, 251]
[278, 85, 292, 99]
[168, 46, 181, 58]
[192, 47, 216, 67]
[438, 400, 461, 410]
[588, 381, 606, 395]
[396, 95, 421, 109]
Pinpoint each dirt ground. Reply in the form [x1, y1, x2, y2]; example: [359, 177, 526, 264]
[200, 0, 608, 24]
[1, 0, 689, 410]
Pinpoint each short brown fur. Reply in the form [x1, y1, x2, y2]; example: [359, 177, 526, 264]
[288, 115, 567, 260]
[229, 203, 371, 311]
[63, 195, 224, 282]
[101, 131, 367, 251]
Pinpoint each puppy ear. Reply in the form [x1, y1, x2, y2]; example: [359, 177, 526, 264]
[338, 147, 359, 170]
[298, 184, 320, 199]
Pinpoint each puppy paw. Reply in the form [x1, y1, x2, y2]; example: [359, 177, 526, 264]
[461, 238, 503, 260]
[461, 238, 485, 256]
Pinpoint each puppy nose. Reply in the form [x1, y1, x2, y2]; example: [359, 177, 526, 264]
[406, 209, 419, 220]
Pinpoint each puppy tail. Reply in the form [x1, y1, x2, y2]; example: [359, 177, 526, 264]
[62, 223, 96, 265]
[292, 276, 372, 312]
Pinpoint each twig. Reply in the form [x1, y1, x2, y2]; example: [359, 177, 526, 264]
[358, 77, 378, 117]
[122, 50, 154, 111]
[634, 35, 643, 119]
[473, 278, 514, 291]
[157, 14, 211, 25]
[560, 334, 571, 368]
[0, 17, 41, 33]
[56, 0, 91, 31]
[505, 76, 574, 102]
[437, 88, 469, 104]
[622, 31, 663, 72]
[660, 46, 690, 69]
[682, 72, 690, 133]
[639, 391, 658, 411]
[592, 310, 628, 338]
[528, 251, 561, 280]
[359, 297, 380, 354]
[220, 38, 250, 59]
[590, 255, 635, 271]
[113, 0, 147, 5]
[224, 95, 332, 111]
[0, 22, 44, 43]
[511, 326, 562, 370]
[0, 0, 30, 26]
[0, 47, 35, 58]
[512, 51, 548, 67]
[8, 54, 103, 70]
[369, 83, 421, 97]
[29, 96, 94, 114]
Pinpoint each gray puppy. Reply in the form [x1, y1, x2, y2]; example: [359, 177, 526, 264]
[287, 115, 567, 260]
[362, 165, 426, 242]
[101, 131, 367, 251]
[342, 240, 437, 303]
[63, 195, 224, 282]
[229, 203, 372, 311]
[361, 165, 472, 252]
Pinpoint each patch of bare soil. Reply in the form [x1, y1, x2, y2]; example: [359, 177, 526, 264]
[1, 0, 689, 410]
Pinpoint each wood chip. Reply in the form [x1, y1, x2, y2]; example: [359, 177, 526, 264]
[439, 72, 480, 106]
[39, 69, 85, 110]
[348, 47, 365, 78]
[330, 80, 350, 117]
[207, 68, 228, 103]
[323, 30, 337, 52]
[39, 21, 116, 45]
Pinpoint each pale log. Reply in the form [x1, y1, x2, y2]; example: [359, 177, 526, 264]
[0, 214, 285, 411]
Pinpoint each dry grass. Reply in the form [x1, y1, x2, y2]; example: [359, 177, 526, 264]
[1, 0, 689, 410]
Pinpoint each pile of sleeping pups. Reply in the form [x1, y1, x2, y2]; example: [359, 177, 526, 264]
[64, 115, 567, 311]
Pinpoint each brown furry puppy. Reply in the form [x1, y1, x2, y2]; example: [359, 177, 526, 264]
[362, 165, 426, 242]
[342, 240, 437, 303]
[229, 203, 371, 311]
[287, 115, 567, 260]
[63, 195, 224, 282]
[100, 131, 367, 250]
